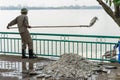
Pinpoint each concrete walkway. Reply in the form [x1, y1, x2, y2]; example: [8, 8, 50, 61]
[0, 55, 119, 80]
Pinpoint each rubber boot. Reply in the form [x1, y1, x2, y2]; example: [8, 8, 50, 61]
[22, 49, 28, 58]
[29, 49, 37, 59]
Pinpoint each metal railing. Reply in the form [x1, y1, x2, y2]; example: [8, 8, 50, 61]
[0, 32, 120, 62]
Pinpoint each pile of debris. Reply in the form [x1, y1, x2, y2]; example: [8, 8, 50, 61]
[42, 53, 99, 79]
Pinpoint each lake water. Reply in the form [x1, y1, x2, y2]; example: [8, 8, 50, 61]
[0, 9, 120, 36]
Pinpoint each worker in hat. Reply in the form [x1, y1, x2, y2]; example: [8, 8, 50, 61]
[7, 8, 37, 59]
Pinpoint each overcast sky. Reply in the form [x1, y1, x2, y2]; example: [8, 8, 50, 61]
[0, 0, 99, 7]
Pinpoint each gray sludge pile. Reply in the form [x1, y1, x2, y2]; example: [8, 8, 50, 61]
[37, 53, 99, 80]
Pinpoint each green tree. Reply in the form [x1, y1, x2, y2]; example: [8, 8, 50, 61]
[97, 0, 120, 27]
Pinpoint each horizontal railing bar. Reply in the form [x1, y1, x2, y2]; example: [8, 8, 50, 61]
[33, 39, 116, 44]
[0, 38, 21, 39]
[0, 37, 117, 44]
[88, 58, 118, 62]
[37, 54, 60, 57]
[0, 32, 120, 39]
[1, 52, 21, 54]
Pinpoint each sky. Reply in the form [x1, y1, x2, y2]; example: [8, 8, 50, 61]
[0, 0, 99, 7]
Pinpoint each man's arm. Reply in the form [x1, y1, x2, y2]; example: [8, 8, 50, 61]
[7, 17, 17, 29]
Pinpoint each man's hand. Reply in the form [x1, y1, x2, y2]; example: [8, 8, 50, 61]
[7, 25, 10, 29]
[28, 26, 31, 28]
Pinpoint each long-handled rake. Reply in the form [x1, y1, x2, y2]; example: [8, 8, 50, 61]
[9, 16, 98, 29]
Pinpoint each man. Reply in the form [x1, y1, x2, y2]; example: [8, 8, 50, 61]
[7, 8, 37, 59]
[113, 41, 120, 63]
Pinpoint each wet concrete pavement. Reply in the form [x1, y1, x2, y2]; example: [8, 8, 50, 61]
[0, 55, 54, 80]
[0, 55, 120, 80]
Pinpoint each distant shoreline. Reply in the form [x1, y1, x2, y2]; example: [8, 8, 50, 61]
[0, 6, 102, 10]
[0, 8, 102, 10]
